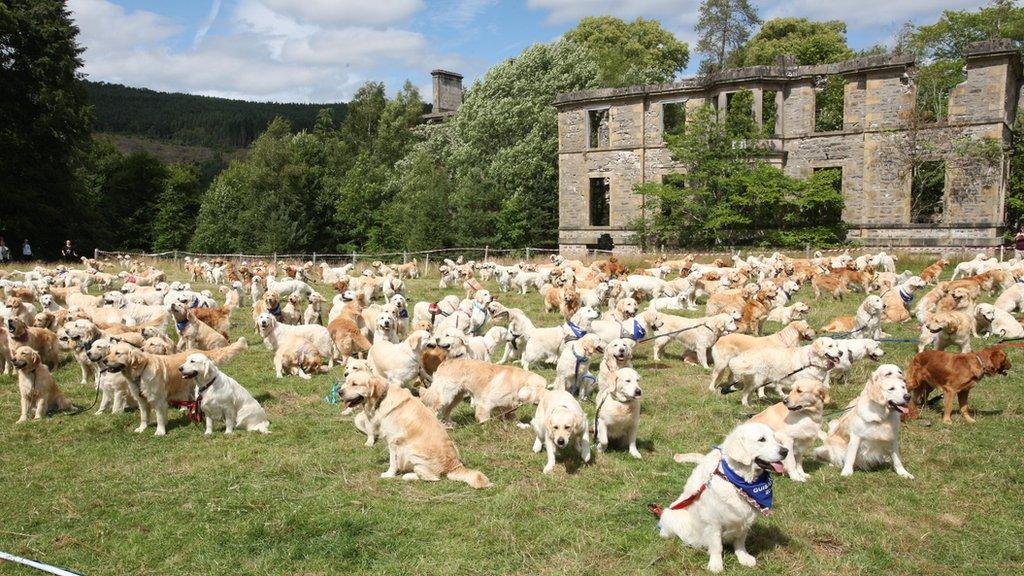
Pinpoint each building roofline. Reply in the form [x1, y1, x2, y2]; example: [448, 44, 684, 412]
[431, 69, 464, 79]
[553, 40, 1020, 108]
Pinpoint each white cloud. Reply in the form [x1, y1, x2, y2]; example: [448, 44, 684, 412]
[258, 0, 424, 26]
[69, 0, 181, 53]
[526, 0, 695, 25]
[69, 0, 457, 102]
[763, 0, 985, 29]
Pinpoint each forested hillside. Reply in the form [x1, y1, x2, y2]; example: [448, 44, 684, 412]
[85, 81, 348, 150]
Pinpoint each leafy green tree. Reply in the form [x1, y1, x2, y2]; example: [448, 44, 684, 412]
[732, 18, 852, 67]
[447, 40, 601, 248]
[634, 105, 844, 247]
[695, 0, 761, 74]
[1, 0, 92, 255]
[899, 1, 1024, 123]
[564, 16, 689, 86]
[153, 164, 203, 251]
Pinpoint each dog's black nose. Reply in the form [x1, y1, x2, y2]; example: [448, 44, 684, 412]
[778, 447, 789, 458]
[634, 388, 642, 397]
[556, 439, 566, 447]
[903, 393, 911, 401]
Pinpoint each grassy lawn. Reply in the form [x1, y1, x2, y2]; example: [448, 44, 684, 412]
[1, 255, 1023, 575]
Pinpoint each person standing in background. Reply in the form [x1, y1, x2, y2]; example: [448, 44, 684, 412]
[0, 237, 10, 263]
[21, 239, 32, 262]
[61, 239, 77, 262]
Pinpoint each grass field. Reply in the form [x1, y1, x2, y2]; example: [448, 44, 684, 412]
[1, 256, 1023, 576]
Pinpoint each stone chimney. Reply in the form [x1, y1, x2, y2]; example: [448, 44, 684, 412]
[430, 69, 463, 116]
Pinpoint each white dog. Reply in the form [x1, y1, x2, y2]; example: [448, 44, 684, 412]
[595, 367, 642, 458]
[660, 423, 787, 572]
[814, 364, 913, 478]
[179, 353, 270, 434]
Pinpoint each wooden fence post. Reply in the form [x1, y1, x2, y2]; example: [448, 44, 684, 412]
[312, 252, 317, 266]
[526, 247, 531, 261]
[425, 253, 430, 273]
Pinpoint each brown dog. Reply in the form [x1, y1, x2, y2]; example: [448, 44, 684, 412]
[5, 317, 59, 370]
[919, 259, 948, 284]
[11, 346, 73, 422]
[906, 347, 1011, 423]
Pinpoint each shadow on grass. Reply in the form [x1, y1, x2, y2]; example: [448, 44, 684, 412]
[748, 524, 792, 555]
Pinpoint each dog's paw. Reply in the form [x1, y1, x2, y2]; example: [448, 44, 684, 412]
[154, 429, 166, 436]
[840, 468, 854, 477]
[707, 559, 724, 573]
[736, 551, 756, 567]
[897, 470, 915, 480]
[542, 464, 555, 474]
[629, 448, 642, 459]
[380, 471, 396, 479]
[16, 417, 27, 424]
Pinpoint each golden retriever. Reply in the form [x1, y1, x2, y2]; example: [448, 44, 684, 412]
[424, 357, 547, 426]
[11, 346, 73, 422]
[814, 364, 914, 478]
[340, 372, 491, 488]
[5, 316, 59, 370]
[526, 388, 590, 474]
[179, 353, 270, 434]
[661, 423, 787, 572]
[595, 367, 643, 458]
[748, 378, 828, 481]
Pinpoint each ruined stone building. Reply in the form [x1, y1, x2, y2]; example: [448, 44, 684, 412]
[423, 69, 464, 122]
[554, 40, 1022, 254]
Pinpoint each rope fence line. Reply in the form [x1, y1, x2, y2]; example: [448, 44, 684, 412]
[94, 243, 1011, 267]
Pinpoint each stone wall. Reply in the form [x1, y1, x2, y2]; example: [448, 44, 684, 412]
[554, 40, 1020, 253]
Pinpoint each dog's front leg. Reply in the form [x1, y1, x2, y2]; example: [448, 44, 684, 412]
[595, 417, 608, 452]
[78, 362, 89, 386]
[840, 434, 861, 476]
[35, 396, 47, 419]
[697, 345, 710, 369]
[17, 394, 30, 423]
[381, 444, 399, 478]
[732, 524, 756, 567]
[97, 388, 111, 415]
[891, 440, 914, 479]
[627, 420, 641, 459]
[224, 410, 236, 434]
[542, 437, 557, 474]
[579, 428, 591, 463]
[706, 525, 725, 573]
[204, 415, 214, 435]
[780, 436, 803, 481]
[153, 401, 168, 436]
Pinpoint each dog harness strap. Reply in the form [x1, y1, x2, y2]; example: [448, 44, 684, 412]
[565, 321, 586, 340]
[666, 482, 709, 511]
[898, 288, 914, 306]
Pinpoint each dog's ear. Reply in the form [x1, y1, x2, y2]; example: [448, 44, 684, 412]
[517, 384, 545, 405]
[723, 430, 755, 467]
[866, 377, 886, 404]
[818, 383, 831, 404]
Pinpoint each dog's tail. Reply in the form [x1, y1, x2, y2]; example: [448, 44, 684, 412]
[251, 421, 271, 434]
[672, 453, 703, 464]
[447, 465, 492, 489]
[209, 337, 248, 364]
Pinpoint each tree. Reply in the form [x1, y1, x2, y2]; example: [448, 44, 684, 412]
[732, 18, 852, 67]
[634, 105, 844, 247]
[898, 1, 1024, 123]
[695, 0, 761, 74]
[1, 0, 92, 255]
[564, 16, 689, 86]
[153, 164, 204, 251]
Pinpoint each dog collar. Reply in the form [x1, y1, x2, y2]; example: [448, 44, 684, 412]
[268, 305, 282, 318]
[175, 319, 189, 332]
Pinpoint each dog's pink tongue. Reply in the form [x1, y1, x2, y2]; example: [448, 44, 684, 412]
[770, 462, 785, 474]
[894, 404, 909, 414]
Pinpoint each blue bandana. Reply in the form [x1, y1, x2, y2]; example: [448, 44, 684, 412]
[189, 300, 200, 309]
[175, 319, 188, 332]
[398, 308, 409, 319]
[268, 305, 282, 319]
[898, 288, 914, 306]
[630, 320, 646, 340]
[565, 321, 586, 340]
[718, 457, 773, 511]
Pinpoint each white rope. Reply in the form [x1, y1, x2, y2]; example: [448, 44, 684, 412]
[0, 551, 83, 576]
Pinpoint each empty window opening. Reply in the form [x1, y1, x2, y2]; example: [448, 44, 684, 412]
[663, 101, 686, 139]
[588, 109, 609, 149]
[762, 90, 778, 136]
[725, 89, 756, 138]
[814, 75, 844, 132]
[911, 160, 945, 224]
[589, 177, 610, 226]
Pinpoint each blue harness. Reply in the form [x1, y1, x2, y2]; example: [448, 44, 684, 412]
[627, 319, 646, 341]
[175, 319, 188, 332]
[898, 288, 914, 307]
[398, 308, 409, 319]
[268, 305, 283, 319]
[717, 452, 773, 512]
[565, 321, 587, 340]
[569, 347, 596, 397]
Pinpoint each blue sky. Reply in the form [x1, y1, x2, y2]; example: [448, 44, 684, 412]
[69, 0, 989, 103]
